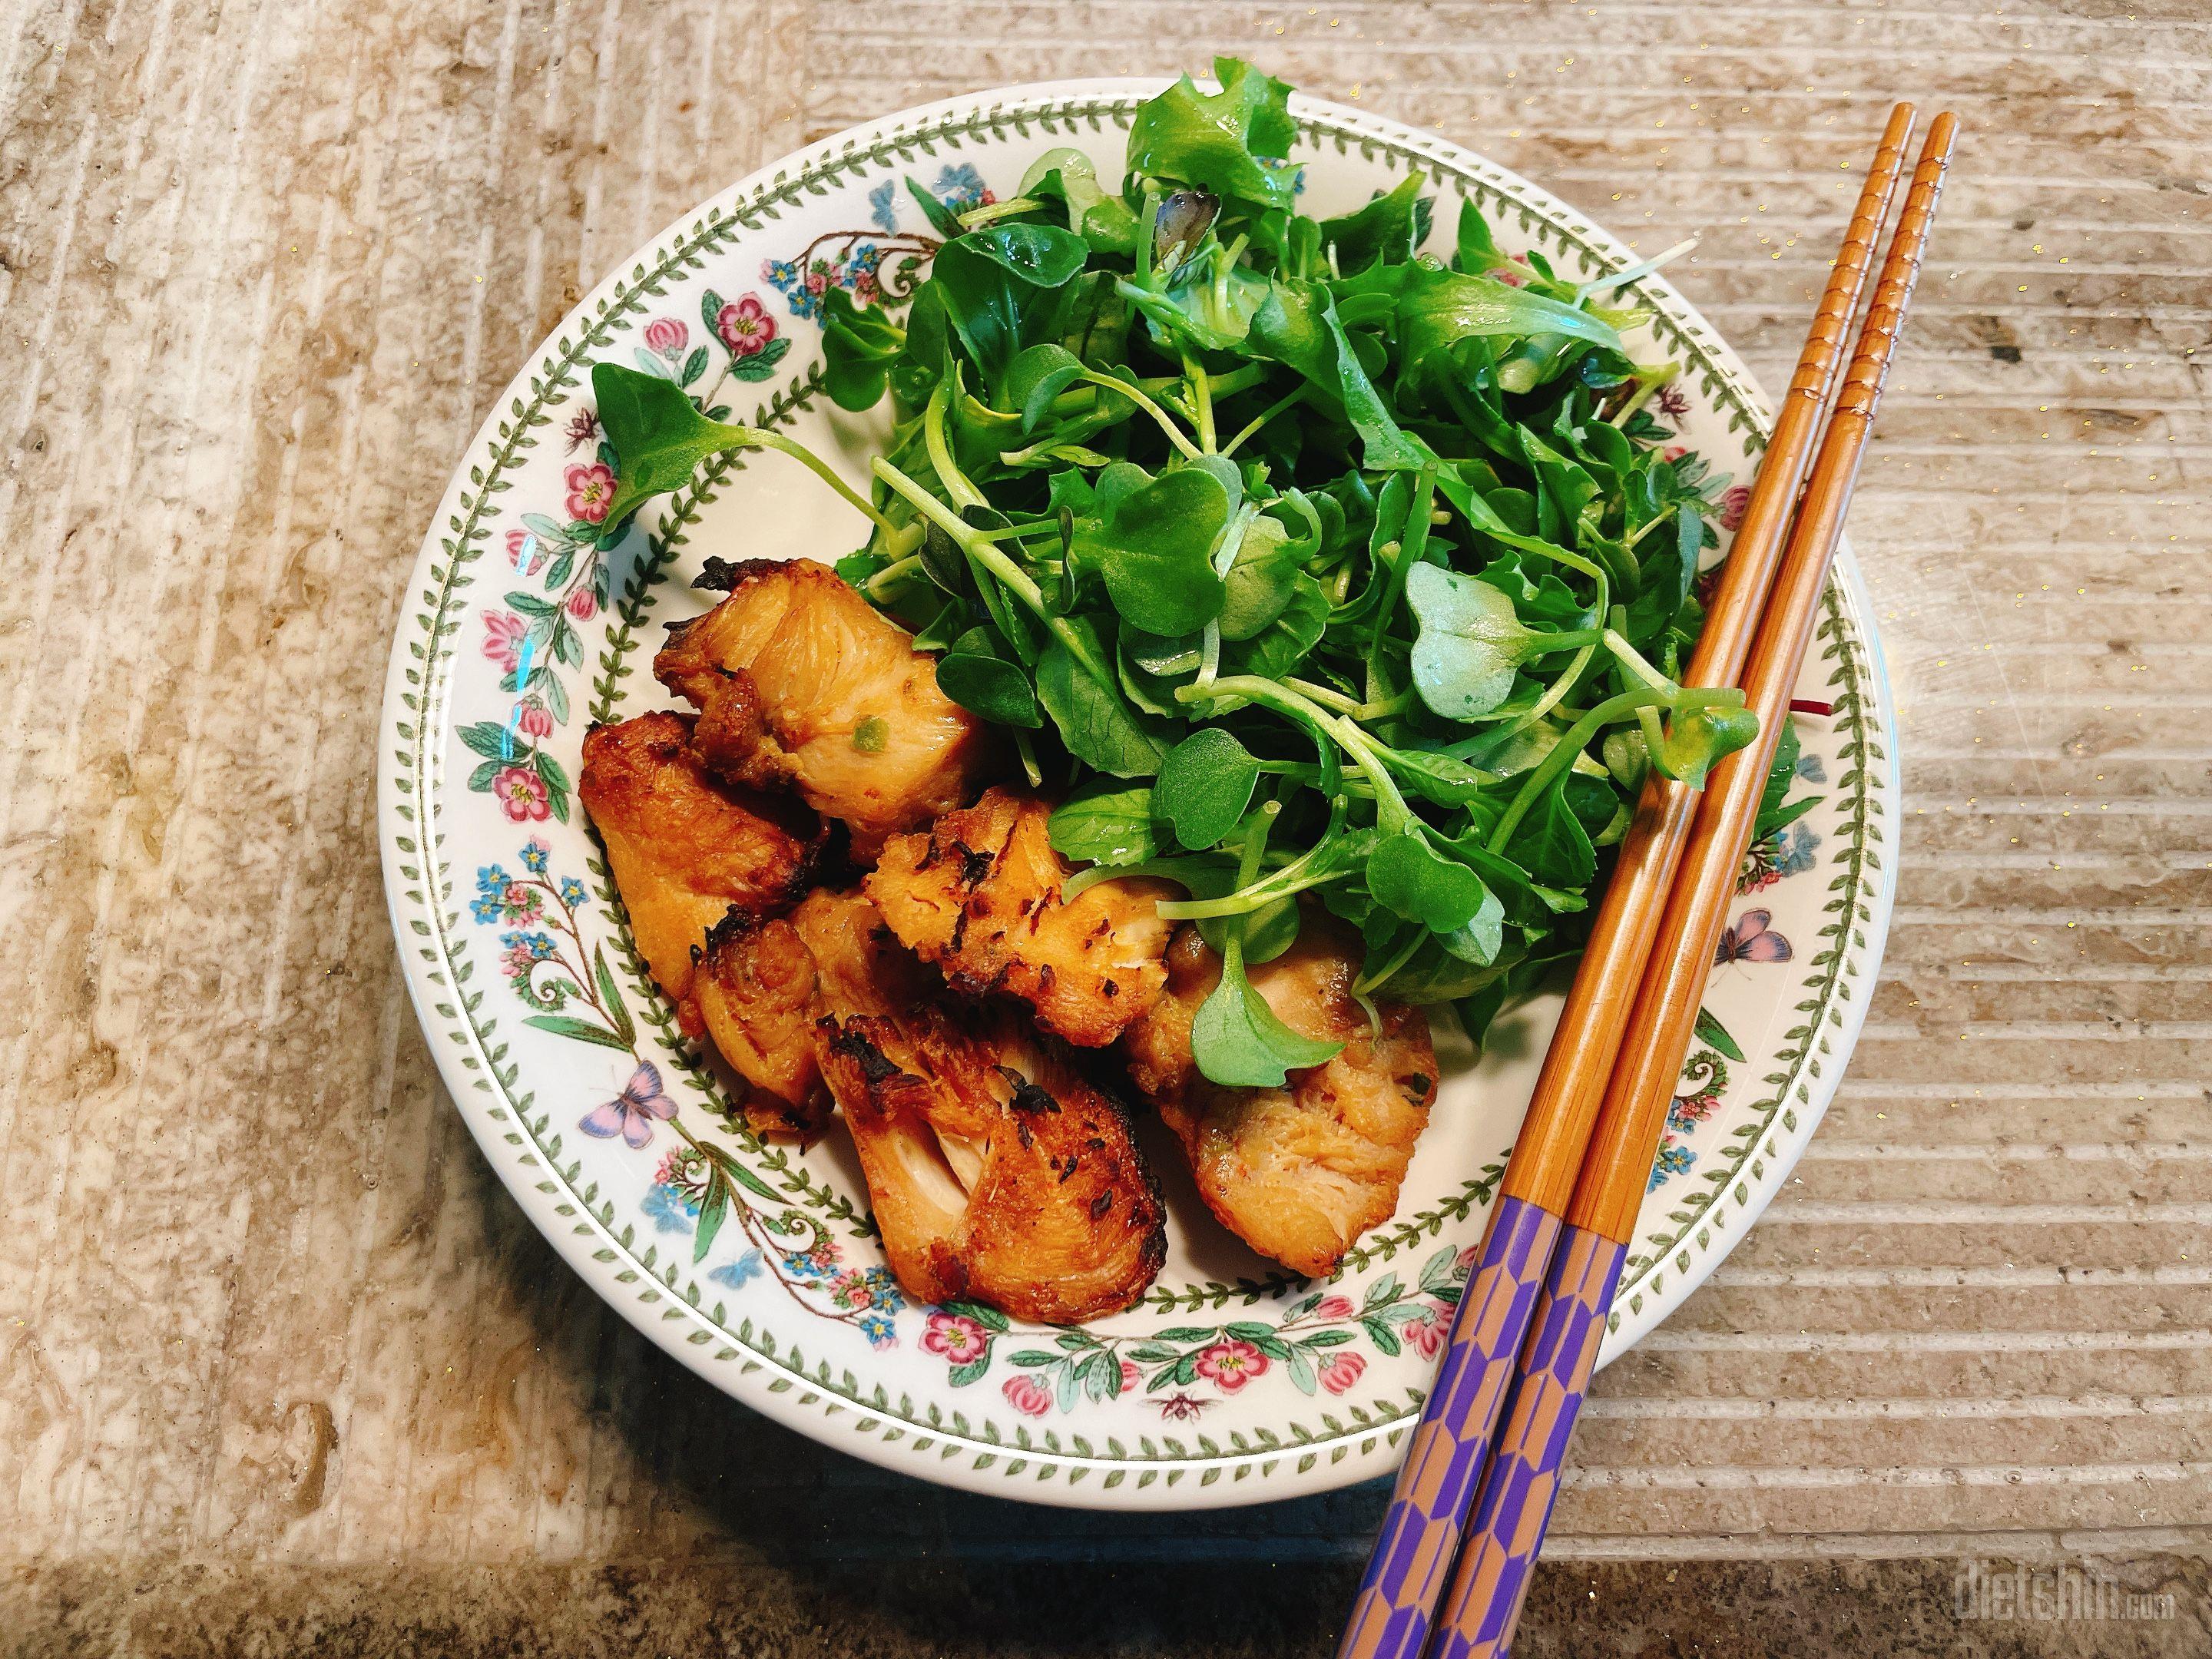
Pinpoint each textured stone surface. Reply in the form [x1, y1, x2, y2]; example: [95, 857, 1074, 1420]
[2, 0, 2209, 1651]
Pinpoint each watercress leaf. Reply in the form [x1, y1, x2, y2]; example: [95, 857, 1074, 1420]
[1075, 465, 1230, 636]
[1405, 563, 1536, 720]
[1366, 835, 1495, 934]
[1154, 727, 1260, 849]
[1510, 778, 1597, 888]
[1190, 948, 1343, 1087]
[820, 287, 905, 412]
[935, 630, 1042, 728]
[1217, 512, 1300, 641]
[1601, 726, 1651, 793]
[1223, 574, 1327, 681]
[592, 362, 752, 527]
[1250, 276, 1422, 472]
[1660, 704, 1760, 790]
[1126, 58, 1300, 211]
[1003, 343, 1088, 433]
[1048, 783, 1157, 866]
[1437, 883, 1507, 965]
[1319, 173, 1433, 274]
[1036, 618, 1171, 777]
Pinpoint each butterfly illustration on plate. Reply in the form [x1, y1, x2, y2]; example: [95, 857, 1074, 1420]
[579, 1060, 678, 1148]
[1714, 908, 1793, 967]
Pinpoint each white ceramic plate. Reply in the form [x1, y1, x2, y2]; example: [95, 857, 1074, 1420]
[378, 79, 1897, 1509]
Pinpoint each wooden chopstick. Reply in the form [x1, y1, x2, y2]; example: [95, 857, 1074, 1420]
[1332, 102, 1918, 1659]
[1422, 112, 1959, 1659]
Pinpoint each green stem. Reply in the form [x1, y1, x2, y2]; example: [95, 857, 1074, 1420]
[1603, 628, 1677, 694]
[1175, 675, 1409, 824]
[1366, 467, 1439, 705]
[1079, 369, 1203, 460]
[863, 553, 924, 598]
[958, 195, 1043, 229]
[1353, 929, 1426, 999]
[1220, 383, 1308, 458]
[923, 384, 985, 511]
[873, 456, 1115, 689]
[1184, 353, 1216, 452]
[1487, 687, 1742, 850]
[727, 428, 902, 538]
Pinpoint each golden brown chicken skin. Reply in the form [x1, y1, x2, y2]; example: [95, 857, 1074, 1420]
[578, 711, 823, 1035]
[866, 787, 1177, 1048]
[697, 886, 1164, 1319]
[819, 1004, 1166, 1323]
[1121, 920, 1439, 1279]
[654, 557, 1001, 860]
[692, 889, 927, 1141]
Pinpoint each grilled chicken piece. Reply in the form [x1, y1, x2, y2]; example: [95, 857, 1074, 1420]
[698, 884, 1165, 1318]
[654, 557, 1001, 859]
[820, 1004, 1167, 1323]
[1121, 921, 1440, 1278]
[578, 711, 822, 1034]
[692, 889, 927, 1141]
[866, 787, 1177, 1048]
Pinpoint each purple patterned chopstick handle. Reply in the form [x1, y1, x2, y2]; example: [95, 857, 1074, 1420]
[1335, 1195, 1564, 1659]
[1426, 1222, 1629, 1659]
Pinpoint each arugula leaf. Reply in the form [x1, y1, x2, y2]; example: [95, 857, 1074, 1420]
[1510, 778, 1597, 888]
[1250, 277, 1423, 471]
[1035, 616, 1171, 777]
[1125, 58, 1300, 211]
[820, 287, 905, 412]
[1048, 783, 1157, 866]
[933, 223, 1089, 379]
[1396, 262, 1624, 391]
[1320, 174, 1432, 274]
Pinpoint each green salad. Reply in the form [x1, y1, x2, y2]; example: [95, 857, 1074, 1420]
[591, 58, 1775, 1088]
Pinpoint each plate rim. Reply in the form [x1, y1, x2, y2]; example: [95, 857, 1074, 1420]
[376, 75, 1896, 1509]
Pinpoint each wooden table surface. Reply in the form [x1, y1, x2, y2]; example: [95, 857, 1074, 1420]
[2, 2, 2207, 1653]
